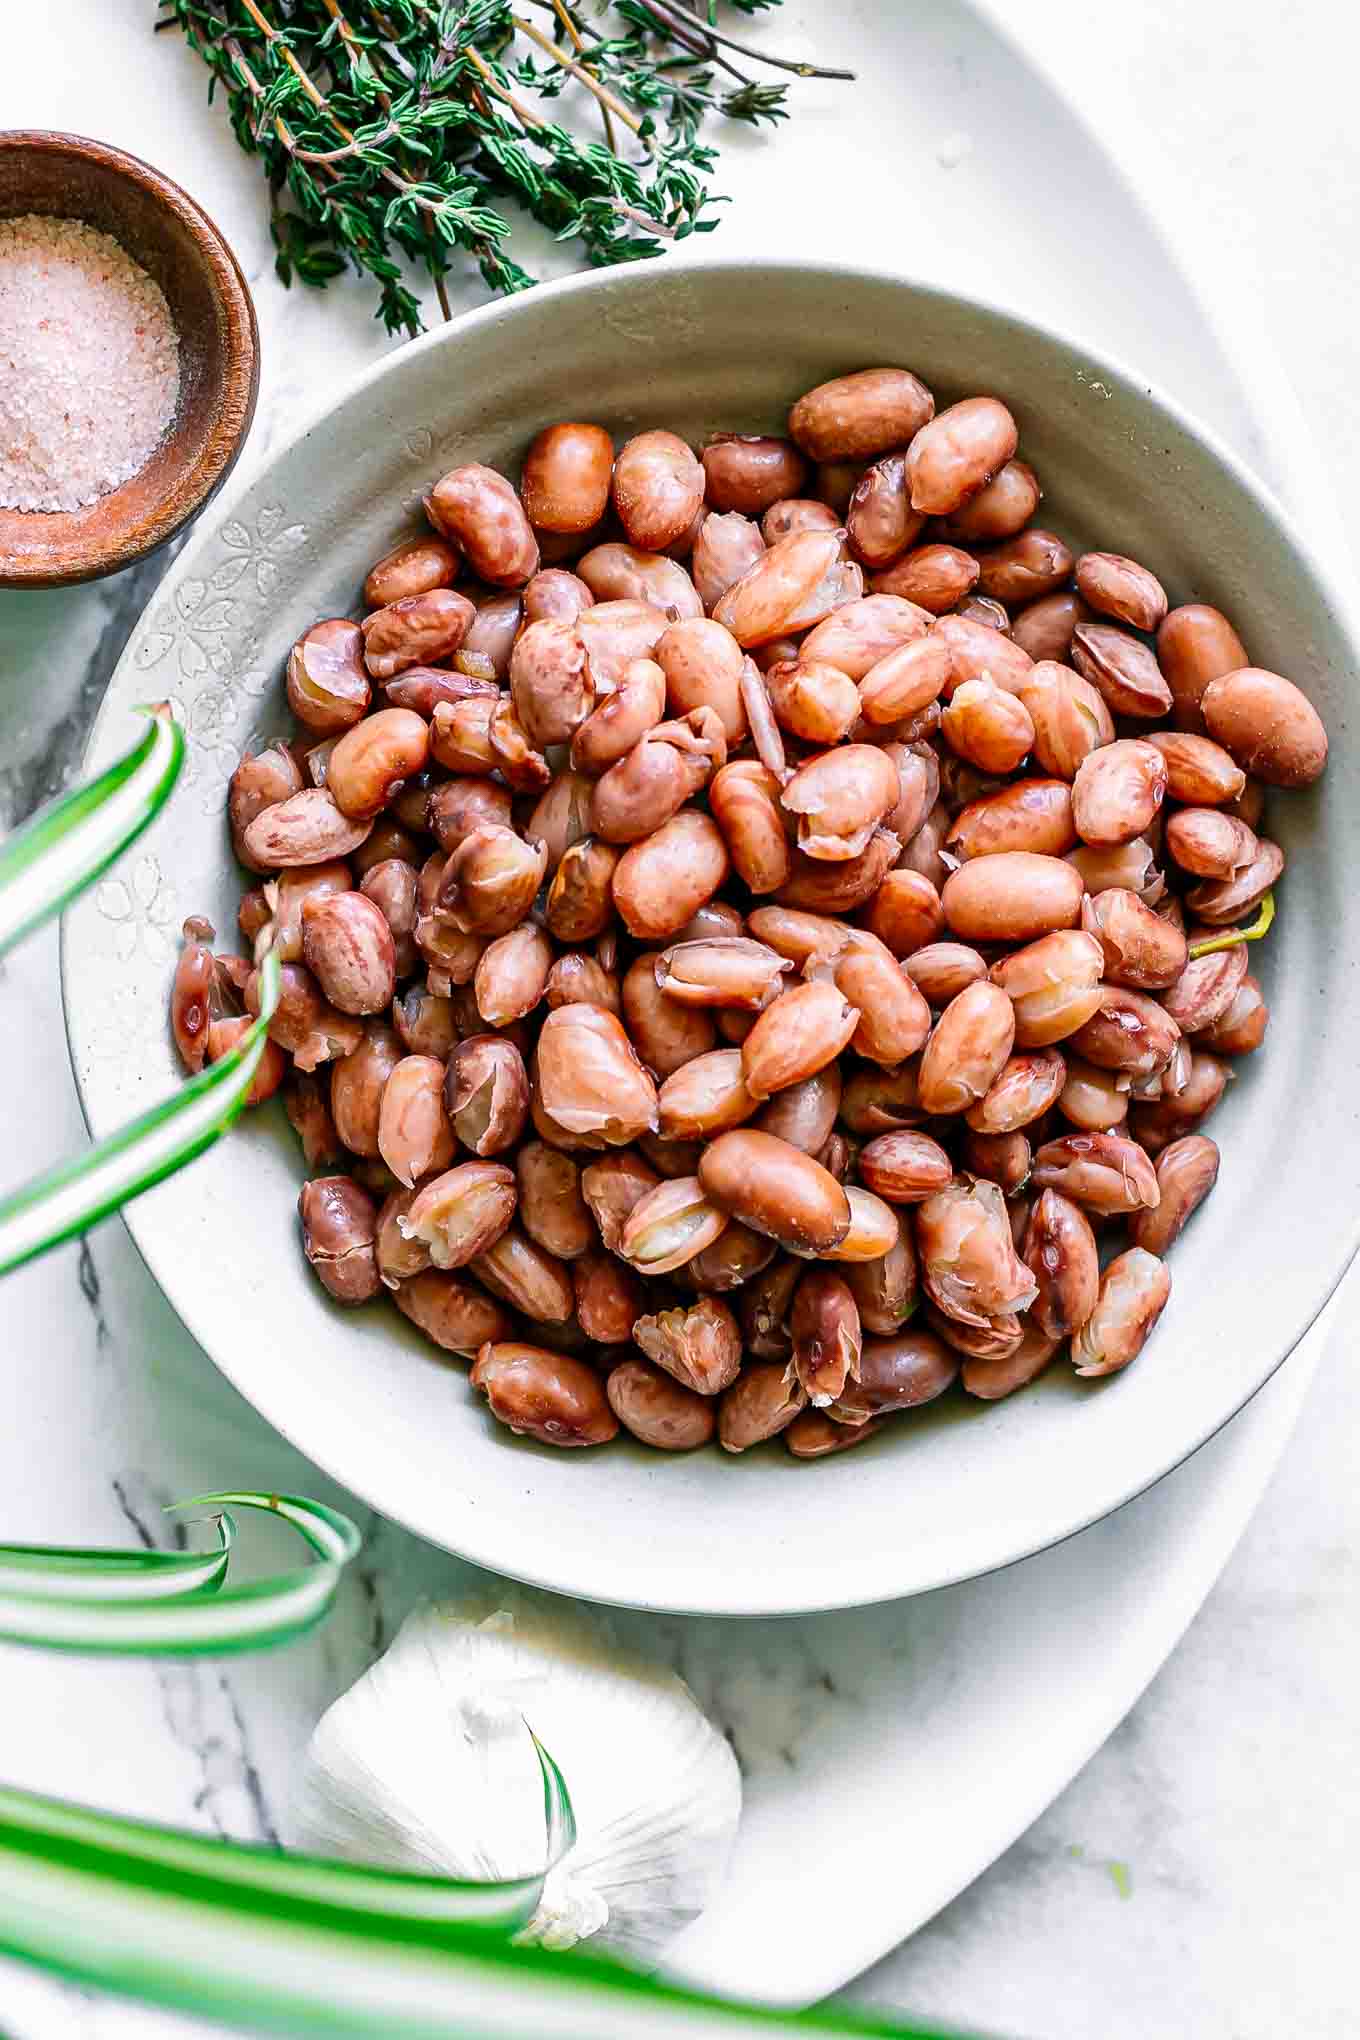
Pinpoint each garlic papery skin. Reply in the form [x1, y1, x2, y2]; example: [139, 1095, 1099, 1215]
[290, 1587, 742, 1965]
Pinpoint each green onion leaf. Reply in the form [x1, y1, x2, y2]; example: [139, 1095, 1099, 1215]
[0, 704, 183, 958]
[1187, 890, 1276, 958]
[0, 949, 280, 1278]
[0, 1492, 359, 1655]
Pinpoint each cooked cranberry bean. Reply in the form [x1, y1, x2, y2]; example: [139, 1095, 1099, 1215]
[712, 529, 862, 646]
[868, 542, 978, 614]
[947, 779, 1075, 862]
[698, 1129, 850, 1254]
[916, 1175, 1037, 1327]
[703, 434, 808, 514]
[608, 1360, 716, 1449]
[802, 591, 932, 677]
[364, 535, 460, 609]
[436, 826, 547, 937]
[576, 541, 702, 619]
[1080, 888, 1187, 991]
[287, 619, 371, 735]
[1071, 621, 1172, 719]
[425, 464, 539, 586]
[612, 809, 731, 942]
[301, 892, 396, 1015]
[974, 529, 1073, 606]
[446, 1035, 529, 1156]
[790, 1268, 862, 1405]
[692, 510, 766, 610]
[942, 677, 1035, 774]
[906, 397, 1018, 515]
[941, 458, 1042, 540]
[788, 367, 935, 461]
[1010, 590, 1093, 665]
[229, 745, 306, 873]
[1200, 667, 1328, 787]
[536, 1002, 658, 1145]
[242, 789, 372, 869]
[1070, 1248, 1171, 1377]
[917, 979, 1016, 1115]
[1130, 1050, 1230, 1152]
[394, 1270, 512, 1355]
[858, 1131, 953, 1202]
[718, 1363, 807, 1452]
[1069, 985, 1181, 1078]
[708, 762, 791, 897]
[1157, 603, 1249, 732]
[472, 1342, 617, 1446]
[609, 429, 704, 552]
[846, 452, 920, 569]
[1202, 973, 1268, 1055]
[942, 852, 1083, 944]
[990, 929, 1105, 1047]
[902, 941, 987, 1004]
[1185, 836, 1283, 923]
[762, 498, 842, 543]
[858, 634, 953, 726]
[330, 1021, 402, 1158]
[1071, 738, 1168, 847]
[520, 422, 614, 534]
[1075, 551, 1168, 632]
[932, 613, 1035, 696]
[299, 1177, 381, 1305]
[1021, 1188, 1099, 1339]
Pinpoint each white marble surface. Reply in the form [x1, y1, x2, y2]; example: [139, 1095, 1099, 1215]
[2, 3, 1359, 2036]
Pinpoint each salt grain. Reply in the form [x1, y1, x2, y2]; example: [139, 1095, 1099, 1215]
[0, 213, 181, 513]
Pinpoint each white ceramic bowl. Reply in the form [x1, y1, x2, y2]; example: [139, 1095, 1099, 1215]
[62, 257, 1360, 1615]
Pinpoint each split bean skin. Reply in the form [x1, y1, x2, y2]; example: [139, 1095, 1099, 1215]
[182, 367, 1324, 1459]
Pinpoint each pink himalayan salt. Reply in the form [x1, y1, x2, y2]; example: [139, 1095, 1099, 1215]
[0, 213, 180, 513]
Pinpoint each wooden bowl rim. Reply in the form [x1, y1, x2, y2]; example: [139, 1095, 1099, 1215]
[0, 130, 260, 588]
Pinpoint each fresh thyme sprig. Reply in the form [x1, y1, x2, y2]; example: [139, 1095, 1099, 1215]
[155, 0, 851, 336]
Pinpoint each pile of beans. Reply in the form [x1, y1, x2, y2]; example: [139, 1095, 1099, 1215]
[170, 364, 1328, 1460]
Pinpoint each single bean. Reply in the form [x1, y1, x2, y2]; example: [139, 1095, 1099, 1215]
[469, 1227, 575, 1323]
[580, 1150, 660, 1254]
[1030, 1131, 1161, 1214]
[789, 1268, 862, 1406]
[360, 859, 418, 978]
[474, 922, 552, 1029]
[618, 1175, 730, 1274]
[687, 1220, 779, 1292]
[654, 937, 789, 1011]
[509, 619, 596, 748]
[428, 695, 497, 774]
[961, 1323, 1060, 1400]
[1200, 666, 1328, 787]
[747, 1067, 839, 1158]
[763, 658, 860, 745]
[1069, 984, 1181, 1077]
[611, 429, 705, 552]
[762, 498, 842, 543]
[1129, 1050, 1230, 1153]
[788, 366, 935, 461]
[942, 851, 1083, 944]
[785, 1409, 885, 1456]
[947, 779, 1076, 863]
[916, 1175, 1037, 1327]
[879, 743, 939, 847]
[527, 770, 596, 876]
[1066, 836, 1164, 901]
[1127, 1133, 1220, 1256]
[902, 941, 988, 1004]
[471, 1342, 617, 1445]
[285, 1069, 343, 1171]
[702, 433, 808, 513]
[544, 838, 620, 945]
[331, 1021, 403, 1157]
[859, 1130, 954, 1202]
[576, 598, 670, 690]
[870, 542, 979, 613]
[712, 529, 862, 647]
[1075, 550, 1168, 632]
[718, 1364, 807, 1452]
[1019, 1187, 1101, 1339]
[1070, 1248, 1171, 1377]
[445, 1035, 529, 1156]
[653, 616, 747, 744]
[801, 592, 932, 679]
[204, 1018, 286, 1105]
[1071, 737, 1168, 847]
[576, 542, 702, 619]
[1164, 808, 1257, 881]
[436, 825, 547, 937]
[781, 745, 900, 861]
[608, 1360, 716, 1450]
[657, 1048, 757, 1140]
[699, 1128, 850, 1254]
[960, 1129, 1031, 1196]
[825, 931, 930, 1065]
[941, 677, 1035, 774]
[966, 1047, 1065, 1133]
[360, 589, 475, 680]
[373, 1054, 453, 1188]
[545, 954, 619, 1013]
[568, 1247, 643, 1346]
[229, 745, 306, 872]
[522, 568, 595, 628]
[692, 510, 766, 610]
[839, 1062, 927, 1134]
[738, 1256, 801, 1358]
[1081, 887, 1187, 991]
[932, 612, 1035, 696]
[857, 634, 953, 726]
[375, 1186, 428, 1288]
[941, 458, 1042, 540]
[590, 707, 726, 845]
[1013, 660, 1114, 780]
[399, 1158, 516, 1267]
[536, 1001, 658, 1144]
[1202, 973, 1268, 1055]
[906, 396, 1018, 514]
[326, 708, 430, 823]
[917, 979, 1016, 1115]
[242, 789, 371, 869]
[393, 1270, 512, 1356]
[928, 1306, 1024, 1361]
[1058, 1055, 1130, 1131]
[393, 982, 457, 1059]
[1010, 590, 1093, 664]
[363, 534, 460, 609]
[425, 464, 539, 586]
[1071, 621, 1172, 719]
[298, 1176, 381, 1305]
[286, 618, 371, 735]
[740, 980, 860, 1101]
[974, 529, 1074, 606]
[1185, 836, 1284, 923]
[829, 1328, 956, 1423]
[844, 452, 919, 569]
[612, 808, 731, 942]
[1157, 603, 1249, 732]
[990, 929, 1105, 1046]
[461, 591, 523, 676]
[621, 951, 717, 1079]
[1160, 940, 1249, 1035]
[708, 761, 792, 897]
[1143, 731, 1246, 806]
[300, 891, 396, 1016]
[519, 421, 614, 533]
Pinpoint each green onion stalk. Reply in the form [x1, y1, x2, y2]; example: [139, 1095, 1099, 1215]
[0, 708, 954, 2035]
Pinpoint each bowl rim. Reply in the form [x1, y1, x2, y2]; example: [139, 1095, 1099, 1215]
[61, 251, 1360, 1613]
[0, 129, 260, 589]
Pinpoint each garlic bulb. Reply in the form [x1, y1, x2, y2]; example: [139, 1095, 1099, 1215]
[290, 1587, 742, 1964]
